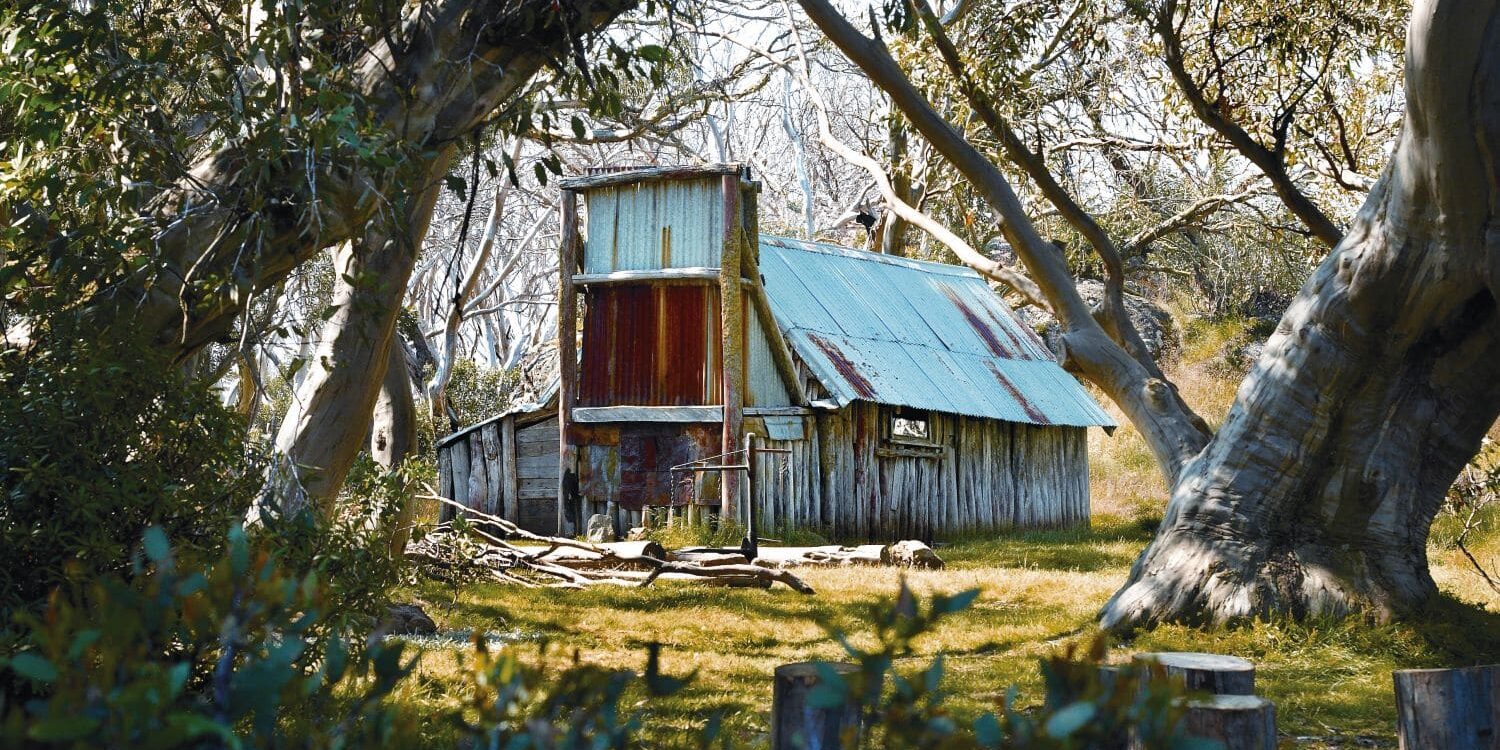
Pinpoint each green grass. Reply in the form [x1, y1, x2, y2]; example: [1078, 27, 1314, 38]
[390, 314, 1500, 746]
[391, 515, 1500, 747]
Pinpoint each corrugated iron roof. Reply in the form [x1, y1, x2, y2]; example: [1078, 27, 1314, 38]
[758, 236, 1115, 428]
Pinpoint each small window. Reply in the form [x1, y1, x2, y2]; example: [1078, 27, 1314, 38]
[890, 409, 930, 441]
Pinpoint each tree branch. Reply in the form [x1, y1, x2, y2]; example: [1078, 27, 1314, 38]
[1153, 0, 1343, 247]
[795, 0, 1212, 481]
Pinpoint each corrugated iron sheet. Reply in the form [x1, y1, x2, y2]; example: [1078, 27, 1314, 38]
[582, 178, 724, 273]
[759, 236, 1115, 428]
[579, 284, 722, 406]
[745, 307, 793, 407]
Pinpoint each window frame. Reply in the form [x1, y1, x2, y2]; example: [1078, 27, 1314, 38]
[885, 406, 938, 448]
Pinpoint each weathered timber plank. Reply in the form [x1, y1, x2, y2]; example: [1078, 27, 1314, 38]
[438, 443, 454, 522]
[501, 417, 519, 522]
[573, 405, 724, 423]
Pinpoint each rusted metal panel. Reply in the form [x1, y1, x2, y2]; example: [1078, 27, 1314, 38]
[578, 284, 722, 407]
[575, 423, 719, 511]
[581, 178, 725, 273]
[758, 235, 1114, 428]
[575, 425, 620, 513]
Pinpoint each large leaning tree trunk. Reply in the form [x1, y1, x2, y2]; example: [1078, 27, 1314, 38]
[799, 0, 1500, 627]
[1101, 0, 1500, 627]
[80, 0, 635, 365]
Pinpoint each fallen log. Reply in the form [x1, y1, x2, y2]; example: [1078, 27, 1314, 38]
[755, 544, 887, 568]
[883, 540, 945, 570]
[669, 550, 751, 567]
[536, 541, 669, 569]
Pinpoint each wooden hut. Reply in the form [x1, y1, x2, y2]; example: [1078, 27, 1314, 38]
[437, 164, 1116, 541]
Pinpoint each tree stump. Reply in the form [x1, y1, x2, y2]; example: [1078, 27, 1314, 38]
[1393, 665, 1498, 750]
[772, 662, 861, 750]
[1134, 652, 1255, 695]
[1181, 694, 1276, 750]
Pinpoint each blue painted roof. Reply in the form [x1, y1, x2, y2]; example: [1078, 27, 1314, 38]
[758, 236, 1115, 428]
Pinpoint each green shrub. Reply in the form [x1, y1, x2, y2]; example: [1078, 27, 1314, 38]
[3, 532, 1206, 748]
[263, 458, 415, 634]
[0, 324, 260, 615]
[0, 525, 416, 748]
[805, 581, 1209, 749]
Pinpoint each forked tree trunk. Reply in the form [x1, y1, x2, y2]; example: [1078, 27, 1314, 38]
[1101, 0, 1500, 627]
[261, 151, 451, 519]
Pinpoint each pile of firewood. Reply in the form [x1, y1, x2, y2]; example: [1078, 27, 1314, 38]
[409, 493, 816, 594]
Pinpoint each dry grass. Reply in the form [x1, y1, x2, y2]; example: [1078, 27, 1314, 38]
[1088, 313, 1244, 521]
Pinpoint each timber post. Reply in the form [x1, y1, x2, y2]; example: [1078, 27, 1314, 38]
[557, 189, 580, 536]
[719, 173, 744, 521]
[501, 416, 518, 523]
[771, 662, 861, 750]
[1393, 665, 1498, 749]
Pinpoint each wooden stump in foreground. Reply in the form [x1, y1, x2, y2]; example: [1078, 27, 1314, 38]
[1134, 652, 1256, 695]
[1393, 665, 1498, 750]
[772, 662, 860, 750]
[1181, 694, 1277, 750]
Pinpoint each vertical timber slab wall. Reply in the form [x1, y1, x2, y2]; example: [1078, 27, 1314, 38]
[516, 416, 561, 532]
[745, 415, 822, 534]
[806, 406, 1089, 540]
[435, 412, 563, 535]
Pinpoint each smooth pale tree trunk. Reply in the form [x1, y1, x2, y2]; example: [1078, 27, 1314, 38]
[1100, 0, 1500, 627]
[781, 76, 816, 238]
[879, 114, 913, 257]
[261, 150, 452, 519]
[371, 335, 419, 554]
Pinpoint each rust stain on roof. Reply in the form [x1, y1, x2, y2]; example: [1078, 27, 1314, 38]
[939, 285, 1030, 360]
[756, 235, 1116, 427]
[808, 332, 876, 399]
[985, 360, 1050, 425]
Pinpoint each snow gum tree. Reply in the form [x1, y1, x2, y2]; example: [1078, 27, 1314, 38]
[798, 0, 1500, 627]
[3, 0, 649, 516]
